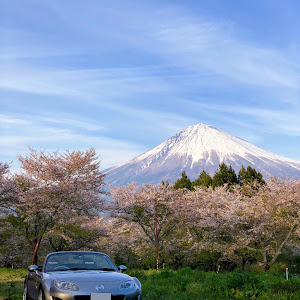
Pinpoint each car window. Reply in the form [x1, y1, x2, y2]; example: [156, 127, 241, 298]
[44, 252, 117, 272]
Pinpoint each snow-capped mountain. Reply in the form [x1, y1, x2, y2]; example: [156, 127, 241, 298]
[104, 123, 300, 186]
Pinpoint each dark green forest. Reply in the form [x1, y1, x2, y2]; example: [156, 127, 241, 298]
[173, 164, 265, 190]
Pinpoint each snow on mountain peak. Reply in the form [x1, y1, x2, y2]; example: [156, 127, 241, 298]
[135, 123, 293, 165]
[105, 123, 300, 186]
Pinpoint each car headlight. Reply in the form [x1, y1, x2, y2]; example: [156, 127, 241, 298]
[119, 280, 135, 290]
[54, 280, 79, 291]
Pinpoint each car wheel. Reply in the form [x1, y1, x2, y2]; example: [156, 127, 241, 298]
[38, 288, 45, 300]
[23, 283, 31, 300]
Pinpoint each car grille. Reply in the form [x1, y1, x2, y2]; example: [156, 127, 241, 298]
[74, 296, 125, 300]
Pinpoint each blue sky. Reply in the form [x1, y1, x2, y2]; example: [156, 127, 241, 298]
[1, 0, 300, 171]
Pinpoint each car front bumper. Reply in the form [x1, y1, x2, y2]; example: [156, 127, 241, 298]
[48, 290, 141, 300]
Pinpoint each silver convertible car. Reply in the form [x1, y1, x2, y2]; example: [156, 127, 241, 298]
[23, 251, 142, 300]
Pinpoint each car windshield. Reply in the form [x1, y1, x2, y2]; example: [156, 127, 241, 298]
[44, 252, 117, 272]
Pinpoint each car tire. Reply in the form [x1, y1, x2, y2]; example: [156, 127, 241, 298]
[38, 288, 45, 300]
[23, 283, 31, 300]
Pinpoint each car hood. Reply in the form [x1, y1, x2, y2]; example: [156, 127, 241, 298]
[47, 270, 132, 282]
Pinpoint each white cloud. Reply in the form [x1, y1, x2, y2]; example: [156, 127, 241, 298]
[149, 17, 300, 90]
[0, 113, 148, 171]
[0, 63, 174, 102]
[0, 114, 106, 132]
[186, 101, 300, 136]
[0, 114, 30, 125]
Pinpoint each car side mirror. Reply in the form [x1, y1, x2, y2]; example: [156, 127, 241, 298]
[118, 265, 127, 273]
[28, 265, 39, 273]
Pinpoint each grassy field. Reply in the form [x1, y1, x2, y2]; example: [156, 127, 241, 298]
[0, 268, 27, 300]
[130, 268, 300, 299]
[0, 267, 299, 299]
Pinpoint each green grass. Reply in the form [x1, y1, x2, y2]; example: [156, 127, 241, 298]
[128, 268, 300, 300]
[0, 268, 299, 300]
[0, 268, 27, 300]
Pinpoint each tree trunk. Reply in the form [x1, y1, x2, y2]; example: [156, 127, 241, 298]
[264, 263, 270, 272]
[31, 236, 43, 265]
[242, 256, 247, 272]
[269, 222, 299, 267]
[262, 250, 270, 272]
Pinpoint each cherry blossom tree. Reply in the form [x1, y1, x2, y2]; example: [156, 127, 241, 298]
[12, 148, 106, 265]
[109, 182, 183, 269]
[104, 217, 148, 268]
[0, 162, 18, 213]
[172, 185, 241, 267]
[47, 216, 107, 252]
[0, 162, 24, 267]
[176, 179, 300, 271]
[234, 178, 300, 271]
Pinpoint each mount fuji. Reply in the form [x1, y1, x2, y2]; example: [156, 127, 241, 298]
[104, 124, 300, 186]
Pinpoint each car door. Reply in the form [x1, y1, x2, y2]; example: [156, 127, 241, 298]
[27, 269, 40, 299]
[26, 270, 37, 299]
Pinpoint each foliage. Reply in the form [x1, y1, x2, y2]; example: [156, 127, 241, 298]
[173, 164, 265, 190]
[192, 170, 212, 188]
[3, 148, 106, 265]
[173, 172, 192, 190]
[109, 177, 300, 272]
[47, 216, 107, 252]
[238, 165, 265, 186]
[212, 163, 238, 188]
[0, 162, 18, 216]
[175, 179, 300, 271]
[109, 182, 184, 268]
[1, 152, 299, 273]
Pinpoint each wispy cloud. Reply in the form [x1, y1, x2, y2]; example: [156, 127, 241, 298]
[2, 4, 299, 102]
[0, 114, 105, 132]
[0, 114, 147, 170]
[0, 63, 174, 100]
[0, 114, 30, 125]
[150, 15, 300, 90]
[185, 101, 300, 136]
[1, 1, 300, 167]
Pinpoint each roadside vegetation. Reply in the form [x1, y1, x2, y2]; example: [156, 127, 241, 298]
[1, 268, 300, 300]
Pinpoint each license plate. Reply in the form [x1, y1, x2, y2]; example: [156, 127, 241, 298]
[91, 293, 111, 300]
